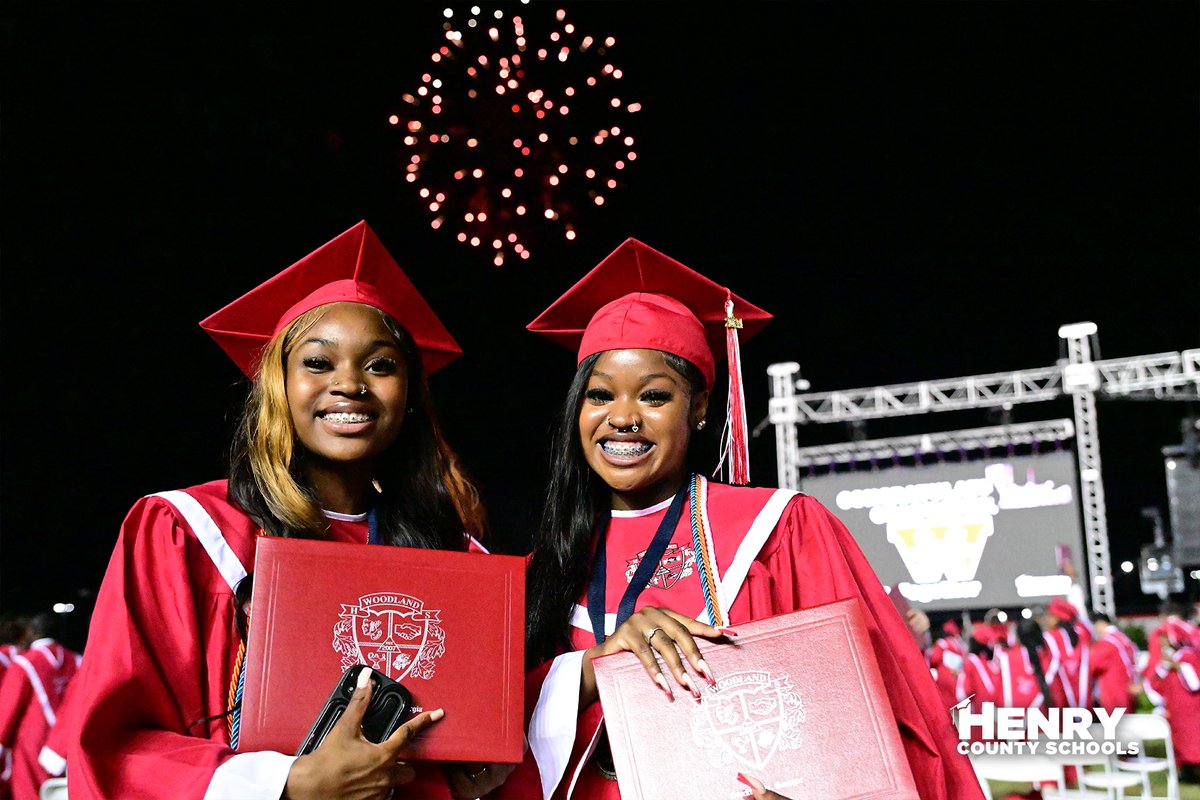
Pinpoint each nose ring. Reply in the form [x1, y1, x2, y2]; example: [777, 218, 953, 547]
[605, 416, 639, 434]
[358, 384, 368, 396]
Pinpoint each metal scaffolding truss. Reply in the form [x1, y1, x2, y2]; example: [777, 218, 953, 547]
[1096, 349, 1200, 399]
[790, 419, 1075, 468]
[767, 322, 1199, 618]
[768, 349, 1199, 426]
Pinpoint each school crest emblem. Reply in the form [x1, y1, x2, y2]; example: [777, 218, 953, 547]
[691, 670, 805, 769]
[625, 543, 696, 590]
[332, 592, 445, 680]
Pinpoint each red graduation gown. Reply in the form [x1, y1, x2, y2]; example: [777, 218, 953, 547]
[67, 480, 471, 800]
[993, 644, 1047, 713]
[0, 640, 80, 800]
[1145, 645, 1200, 765]
[1089, 628, 1136, 716]
[1042, 621, 1092, 710]
[499, 480, 982, 800]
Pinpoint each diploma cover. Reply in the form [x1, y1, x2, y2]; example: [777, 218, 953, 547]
[238, 537, 524, 762]
[593, 598, 919, 799]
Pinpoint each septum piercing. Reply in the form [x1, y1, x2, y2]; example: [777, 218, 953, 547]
[605, 416, 639, 433]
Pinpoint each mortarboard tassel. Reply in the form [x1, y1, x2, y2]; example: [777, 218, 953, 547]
[715, 293, 751, 485]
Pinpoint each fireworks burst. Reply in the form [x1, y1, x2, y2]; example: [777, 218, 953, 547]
[391, 4, 641, 267]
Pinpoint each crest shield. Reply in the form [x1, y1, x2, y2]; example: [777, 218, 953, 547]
[333, 592, 445, 680]
[691, 670, 805, 769]
[624, 543, 696, 590]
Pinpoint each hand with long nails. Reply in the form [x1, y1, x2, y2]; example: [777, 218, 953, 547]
[579, 605, 734, 707]
[284, 667, 444, 800]
[737, 773, 794, 799]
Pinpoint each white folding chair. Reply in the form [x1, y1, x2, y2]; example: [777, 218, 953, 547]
[1112, 712, 1179, 800]
[39, 777, 68, 800]
[1043, 725, 1142, 800]
[971, 752, 1067, 799]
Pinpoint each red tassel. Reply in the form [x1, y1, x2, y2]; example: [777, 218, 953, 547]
[716, 292, 750, 485]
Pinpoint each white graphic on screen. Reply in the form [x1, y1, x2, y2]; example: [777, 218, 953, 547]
[835, 463, 1073, 603]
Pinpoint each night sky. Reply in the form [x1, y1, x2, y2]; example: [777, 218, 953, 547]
[3, 2, 1198, 644]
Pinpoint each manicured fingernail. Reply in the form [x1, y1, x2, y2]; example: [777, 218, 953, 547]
[430, 708, 445, 721]
[737, 772, 765, 792]
[654, 673, 674, 699]
[718, 627, 739, 637]
[697, 659, 717, 685]
[679, 671, 701, 699]
[357, 668, 372, 689]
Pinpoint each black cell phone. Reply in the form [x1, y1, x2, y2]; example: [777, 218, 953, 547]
[295, 664, 413, 756]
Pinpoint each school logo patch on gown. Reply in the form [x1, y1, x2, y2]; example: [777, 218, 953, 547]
[624, 543, 696, 589]
[332, 592, 445, 680]
[690, 670, 806, 769]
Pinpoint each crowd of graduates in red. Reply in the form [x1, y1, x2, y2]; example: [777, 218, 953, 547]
[927, 595, 1200, 790]
[0, 613, 80, 800]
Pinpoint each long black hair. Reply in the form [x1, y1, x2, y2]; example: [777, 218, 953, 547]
[227, 308, 479, 552]
[524, 351, 708, 666]
[1017, 617, 1052, 705]
[1059, 617, 1080, 648]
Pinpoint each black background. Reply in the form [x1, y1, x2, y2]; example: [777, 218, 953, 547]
[2, 2, 1198, 642]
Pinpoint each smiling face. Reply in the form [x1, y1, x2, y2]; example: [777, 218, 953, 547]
[578, 348, 710, 510]
[286, 302, 409, 470]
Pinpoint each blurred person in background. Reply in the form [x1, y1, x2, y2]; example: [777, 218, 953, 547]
[0, 612, 80, 800]
[1145, 600, 1200, 781]
[1041, 597, 1092, 710]
[929, 619, 967, 711]
[957, 622, 999, 728]
[1088, 613, 1138, 715]
[998, 618, 1052, 712]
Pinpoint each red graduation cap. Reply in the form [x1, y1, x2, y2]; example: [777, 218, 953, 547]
[1047, 597, 1078, 623]
[1164, 618, 1198, 648]
[942, 619, 962, 637]
[527, 237, 772, 484]
[969, 623, 997, 647]
[200, 221, 461, 378]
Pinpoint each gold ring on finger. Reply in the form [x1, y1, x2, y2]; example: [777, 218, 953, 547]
[644, 626, 663, 645]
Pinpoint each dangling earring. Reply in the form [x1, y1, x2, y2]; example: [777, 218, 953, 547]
[696, 420, 707, 431]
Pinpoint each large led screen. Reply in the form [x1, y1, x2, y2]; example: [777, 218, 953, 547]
[800, 450, 1086, 612]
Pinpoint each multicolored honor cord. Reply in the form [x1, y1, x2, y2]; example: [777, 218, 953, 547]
[687, 474, 725, 628]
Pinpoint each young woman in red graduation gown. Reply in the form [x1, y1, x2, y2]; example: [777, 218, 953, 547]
[493, 238, 982, 800]
[65, 222, 501, 800]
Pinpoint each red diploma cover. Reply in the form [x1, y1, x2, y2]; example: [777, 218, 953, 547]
[593, 598, 919, 799]
[237, 537, 525, 762]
